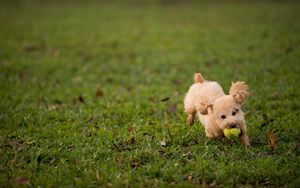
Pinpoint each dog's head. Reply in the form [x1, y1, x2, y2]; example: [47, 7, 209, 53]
[201, 82, 249, 129]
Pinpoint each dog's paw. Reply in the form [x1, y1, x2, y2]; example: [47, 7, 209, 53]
[240, 134, 250, 146]
[187, 114, 194, 126]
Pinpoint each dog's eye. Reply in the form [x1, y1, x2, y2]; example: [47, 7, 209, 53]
[221, 115, 226, 119]
[232, 108, 239, 116]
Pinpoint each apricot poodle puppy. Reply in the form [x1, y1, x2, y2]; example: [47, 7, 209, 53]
[184, 73, 250, 145]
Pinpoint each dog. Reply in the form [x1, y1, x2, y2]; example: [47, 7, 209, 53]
[184, 73, 250, 145]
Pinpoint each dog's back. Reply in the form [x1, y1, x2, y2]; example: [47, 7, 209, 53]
[184, 73, 225, 126]
[185, 74, 225, 108]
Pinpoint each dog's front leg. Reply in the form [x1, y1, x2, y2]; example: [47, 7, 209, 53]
[187, 113, 195, 126]
[204, 121, 222, 138]
[239, 122, 250, 146]
[240, 130, 250, 146]
[240, 134, 250, 146]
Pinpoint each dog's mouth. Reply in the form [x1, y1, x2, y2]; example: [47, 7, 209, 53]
[228, 123, 238, 128]
[224, 121, 243, 129]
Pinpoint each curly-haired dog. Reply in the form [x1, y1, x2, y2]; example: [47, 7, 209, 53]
[184, 73, 250, 145]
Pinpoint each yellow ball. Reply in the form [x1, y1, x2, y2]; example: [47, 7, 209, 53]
[224, 128, 241, 139]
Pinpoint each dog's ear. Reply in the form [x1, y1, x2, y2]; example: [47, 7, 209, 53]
[229, 81, 249, 104]
[197, 97, 213, 115]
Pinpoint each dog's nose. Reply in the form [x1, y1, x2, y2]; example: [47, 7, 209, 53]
[230, 124, 237, 128]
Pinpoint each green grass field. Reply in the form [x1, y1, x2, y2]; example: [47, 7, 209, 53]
[1, 0, 300, 187]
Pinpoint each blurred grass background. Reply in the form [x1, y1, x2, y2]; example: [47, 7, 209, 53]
[0, 0, 299, 187]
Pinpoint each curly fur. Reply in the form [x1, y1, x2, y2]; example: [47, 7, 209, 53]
[229, 81, 249, 104]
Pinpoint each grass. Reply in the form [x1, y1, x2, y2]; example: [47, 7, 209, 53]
[0, 0, 300, 187]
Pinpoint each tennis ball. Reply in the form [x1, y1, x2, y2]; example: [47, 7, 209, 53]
[224, 128, 241, 139]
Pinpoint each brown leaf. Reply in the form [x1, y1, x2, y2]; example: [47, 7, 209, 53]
[78, 95, 85, 103]
[268, 129, 277, 149]
[5, 140, 24, 152]
[67, 145, 75, 152]
[23, 42, 46, 52]
[95, 88, 104, 97]
[128, 137, 136, 145]
[270, 92, 280, 99]
[172, 79, 181, 85]
[5, 140, 19, 147]
[130, 161, 141, 168]
[167, 104, 177, 113]
[15, 176, 30, 185]
[160, 97, 170, 102]
[106, 77, 114, 83]
[16, 144, 24, 152]
[127, 126, 135, 132]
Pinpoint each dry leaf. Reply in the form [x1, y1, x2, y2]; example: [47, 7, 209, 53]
[15, 176, 30, 185]
[130, 162, 140, 168]
[6, 140, 19, 147]
[270, 92, 279, 99]
[160, 97, 170, 102]
[128, 137, 136, 145]
[172, 79, 181, 85]
[67, 145, 75, 152]
[127, 126, 135, 132]
[16, 144, 24, 152]
[130, 159, 143, 168]
[5, 140, 24, 152]
[106, 77, 113, 83]
[78, 95, 85, 103]
[23, 42, 46, 52]
[95, 88, 104, 97]
[167, 104, 177, 113]
[268, 129, 277, 149]
[182, 152, 192, 157]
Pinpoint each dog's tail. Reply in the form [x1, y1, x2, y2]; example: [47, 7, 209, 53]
[194, 73, 204, 83]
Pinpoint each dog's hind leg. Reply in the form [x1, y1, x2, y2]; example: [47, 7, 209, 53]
[184, 99, 196, 126]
